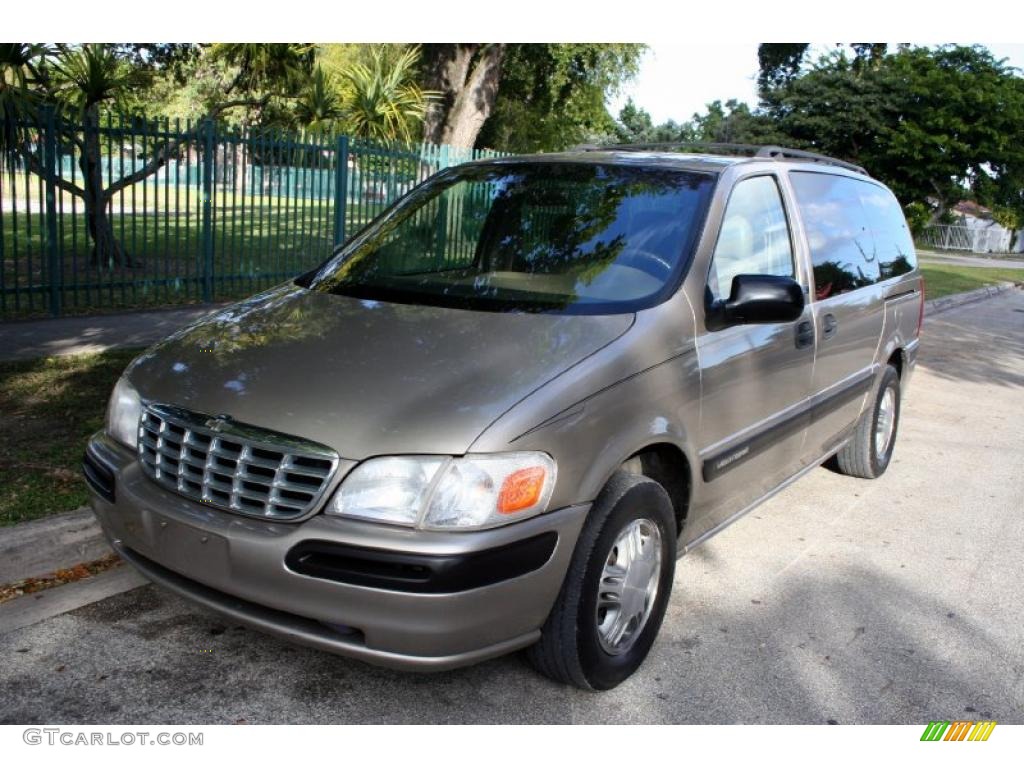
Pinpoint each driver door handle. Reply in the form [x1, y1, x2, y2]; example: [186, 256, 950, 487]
[795, 320, 814, 349]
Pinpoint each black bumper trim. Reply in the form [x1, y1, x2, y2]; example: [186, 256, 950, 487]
[285, 531, 558, 594]
[83, 444, 116, 502]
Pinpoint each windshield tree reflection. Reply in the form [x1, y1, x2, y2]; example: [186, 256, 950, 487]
[312, 163, 715, 314]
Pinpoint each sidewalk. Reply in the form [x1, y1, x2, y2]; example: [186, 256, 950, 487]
[917, 248, 1024, 270]
[0, 303, 227, 362]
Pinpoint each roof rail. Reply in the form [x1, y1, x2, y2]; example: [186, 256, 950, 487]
[575, 141, 868, 176]
[575, 141, 764, 156]
[753, 145, 867, 175]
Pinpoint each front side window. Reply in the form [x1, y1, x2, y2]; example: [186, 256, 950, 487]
[311, 163, 716, 314]
[707, 175, 795, 300]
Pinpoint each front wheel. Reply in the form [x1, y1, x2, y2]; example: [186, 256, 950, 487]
[834, 364, 901, 479]
[525, 471, 676, 690]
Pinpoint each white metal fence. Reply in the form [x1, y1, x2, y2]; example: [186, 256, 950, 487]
[919, 225, 1013, 254]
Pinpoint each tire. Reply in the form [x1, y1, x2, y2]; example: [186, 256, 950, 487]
[526, 471, 676, 690]
[834, 364, 901, 479]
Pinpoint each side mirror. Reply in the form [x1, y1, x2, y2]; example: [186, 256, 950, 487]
[706, 274, 805, 331]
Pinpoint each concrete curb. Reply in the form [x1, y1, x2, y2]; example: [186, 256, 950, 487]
[925, 281, 1020, 316]
[0, 565, 147, 636]
[0, 507, 109, 585]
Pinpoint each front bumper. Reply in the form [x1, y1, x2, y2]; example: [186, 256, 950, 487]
[84, 433, 588, 672]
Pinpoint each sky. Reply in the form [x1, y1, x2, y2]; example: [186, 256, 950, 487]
[609, 43, 1024, 126]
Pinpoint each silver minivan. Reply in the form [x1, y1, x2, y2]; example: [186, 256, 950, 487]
[84, 144, 923, 690]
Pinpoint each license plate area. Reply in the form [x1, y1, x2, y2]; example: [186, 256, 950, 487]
[153, 515, 229, 583]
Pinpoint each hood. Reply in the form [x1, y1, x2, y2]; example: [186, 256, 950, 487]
[126, 284, 634, 458]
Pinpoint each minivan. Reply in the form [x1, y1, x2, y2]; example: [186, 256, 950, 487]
[84, 144, 923, 690]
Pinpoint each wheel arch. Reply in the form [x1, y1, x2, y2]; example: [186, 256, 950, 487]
[585, 437, 694, 538]
[625, 442, 692, 536]
[886, 346, 905, 378]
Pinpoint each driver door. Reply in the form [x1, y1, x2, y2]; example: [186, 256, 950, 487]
[690, 174, 816, 542]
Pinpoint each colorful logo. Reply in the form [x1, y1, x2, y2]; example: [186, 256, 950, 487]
[920, 721, 997, 741]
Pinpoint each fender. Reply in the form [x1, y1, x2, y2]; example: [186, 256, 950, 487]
[472, 345, 701, 513]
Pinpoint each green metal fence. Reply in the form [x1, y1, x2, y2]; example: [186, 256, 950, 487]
[0, 109, 504, 319]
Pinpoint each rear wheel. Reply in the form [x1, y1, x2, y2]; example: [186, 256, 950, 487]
[526, 471, 676, 690]
[834, 364, 901, 479]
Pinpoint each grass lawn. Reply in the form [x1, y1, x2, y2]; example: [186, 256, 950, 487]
[0, 348, 140, 526]
[920, 263, 1024, 299]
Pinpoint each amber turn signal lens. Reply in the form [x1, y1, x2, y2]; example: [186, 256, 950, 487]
[497, 466, 547, 514]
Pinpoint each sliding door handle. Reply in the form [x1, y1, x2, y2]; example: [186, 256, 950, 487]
[822, 313, 838, 339]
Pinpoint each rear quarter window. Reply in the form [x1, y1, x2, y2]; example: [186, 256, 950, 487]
[856, 183, 918, 280]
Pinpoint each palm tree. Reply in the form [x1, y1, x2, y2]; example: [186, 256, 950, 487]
[0, 43, 47, 168]
[51, 44, 142, 265]
[2, 44, 144, 266]
[295, 66, 345, 133]
[3, 44, 308, 269]
[338, 46, 434, 144]
[50, 44, 138, 114]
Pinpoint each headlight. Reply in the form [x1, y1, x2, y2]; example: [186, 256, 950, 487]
[106, 376, 142, 450]
[328, 452, 556, 530]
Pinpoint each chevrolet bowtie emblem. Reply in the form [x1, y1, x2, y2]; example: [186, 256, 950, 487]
[207, 414, 233, 431]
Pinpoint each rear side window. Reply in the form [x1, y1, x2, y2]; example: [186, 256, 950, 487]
[789, 172, 880, 300]
[707, 175, 795, 300]
[857, 183, 918, 280]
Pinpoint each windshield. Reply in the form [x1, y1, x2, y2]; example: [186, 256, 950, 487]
[310, 162, 716, 314]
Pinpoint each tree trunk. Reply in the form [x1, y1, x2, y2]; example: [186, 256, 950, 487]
[928, 182, 950, 226]
[421, 44, 475, 145]
[421, 44, 506, 149]
[80, 107, 136, 268]
[86, 199, 129, 269]
[234, 134, 247, 195]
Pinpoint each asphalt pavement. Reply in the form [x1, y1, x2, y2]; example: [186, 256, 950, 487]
[1, 291, 1022, 724]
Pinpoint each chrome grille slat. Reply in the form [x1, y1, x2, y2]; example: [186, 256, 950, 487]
[137, 405, 339, 520]
[241, 454, 281, 471]
[235, 470, 274, 483]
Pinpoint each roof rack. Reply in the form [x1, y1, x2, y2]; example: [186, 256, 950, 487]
[754, 145, 868, 176]
[575, 142, 868, 176]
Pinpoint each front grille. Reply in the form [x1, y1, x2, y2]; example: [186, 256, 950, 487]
[137, 404, 339, 520]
